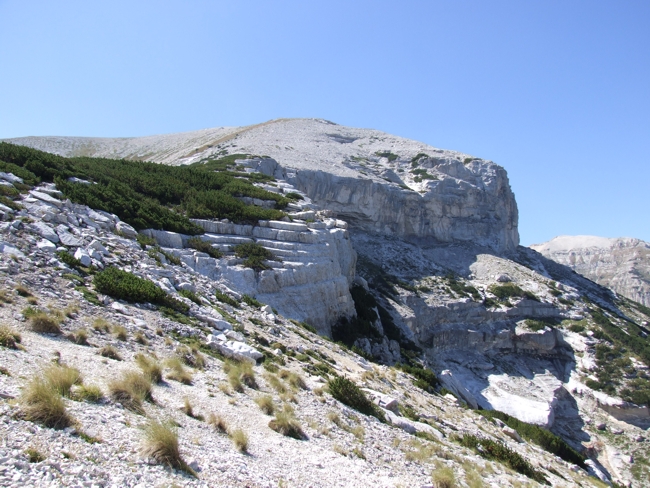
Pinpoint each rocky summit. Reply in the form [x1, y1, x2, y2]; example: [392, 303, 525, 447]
[531, 235, 650, 308]
[0, 119, 649, 487]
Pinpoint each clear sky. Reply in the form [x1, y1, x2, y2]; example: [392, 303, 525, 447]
[1, 0, 648, 246]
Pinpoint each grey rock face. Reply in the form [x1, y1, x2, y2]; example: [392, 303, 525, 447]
[531, 235, 650, 307]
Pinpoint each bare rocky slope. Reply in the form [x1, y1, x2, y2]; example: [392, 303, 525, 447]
[1, 119, 650, 487]
[531, 236, 650, 308]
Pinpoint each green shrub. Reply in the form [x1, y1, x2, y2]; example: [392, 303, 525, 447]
[0, 143, 291, 231]
[327, 376, 384, 422]
[187, 237, 222, 259]
[488, 283, 539, 302]
[525, 318, 558, 332]
[396, 363, 438, 392]
[479, 410, 585, 467]
[242, 294, 262, 308]
[178, 289, 201, 305]
[56, 250, 83, 269]
[457, 434, 547, 484]
[215, 290, 240, 308]
[375, 151, 398, 161]
[234, 243, 274, 271]
[94, 267, 188, 313]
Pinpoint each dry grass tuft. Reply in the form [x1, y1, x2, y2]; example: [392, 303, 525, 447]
[0, 324, 21, 349]
[254, 395, 275, 415]
[135, 353, 163, 383]
[20, 378, 71, 429]
[279, 369, 307, 391]
[165, 357, 193, 385]
[43, 364, 82, 398]
[15, 285, 32, 297]
[226, 360, 257, 391]
[112, 325, 128, 341]
[92, 318, 111, 333]
[229, 428, 249, 453]
[182, 397, 204, 421]
[0, 289, 14, 304]
[431, 466, 456, 488]
[134, 331, 148, 345]
[141, 420, 195, 476]
[108, 370, 153, 414]
[74, 384, 104, 403]
[208, 413, 228, 433]
[70, 328, 89, 345]
[264, 372, 287, 394]
[29, 313, 61, 334]
[99, 345, 122, 361]
[268, 404, 306, 440]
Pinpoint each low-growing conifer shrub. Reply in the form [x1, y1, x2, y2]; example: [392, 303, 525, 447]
[187, 237, 222, 259]
[233, 242, 274, 271]
[327, 376, 385, 422]
[456, 434, 547, 484]
[215, 290, 240, 308]
[93, 267, 189, 313]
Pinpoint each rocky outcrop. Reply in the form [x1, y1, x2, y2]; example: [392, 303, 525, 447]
[531, 235, 650, 307]
[290, 159, 518, 253]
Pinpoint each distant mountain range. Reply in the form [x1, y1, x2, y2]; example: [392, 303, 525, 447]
[531, 235, 650, 308]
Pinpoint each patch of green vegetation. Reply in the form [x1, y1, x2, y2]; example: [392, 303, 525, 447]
[284, 192, 303, 200]
[136, 233, 156, 249]
[445, 274, 481, 300]
[74, 286, 102, 306]
[479, 410, 585, 467]
[488, 283, 539, 302]
[456, 434, 548, 484]
[233, 242, 274, 271]
[589, 306, 650, 366]
[395, 363, 438, 393]
[327, 376, 385, 422]
[187, 237, 222, 259]
[410, 168, 438, 182]
[410, 153, 429, 167]
[242, 294, 262, 308]
[214, 290, 240, 308]
[93, 267, 188, 313]
[585, 342, 634, 396]
[178, 289, 201, 305]
[374, 151, 398, 162]
[524, 317, 559, 332]
[0, 143, 288, 233]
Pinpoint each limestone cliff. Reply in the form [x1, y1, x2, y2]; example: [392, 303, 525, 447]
[531, 235, 650, 307]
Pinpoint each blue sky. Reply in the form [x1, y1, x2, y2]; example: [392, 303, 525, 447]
[1, 0, 648, 246]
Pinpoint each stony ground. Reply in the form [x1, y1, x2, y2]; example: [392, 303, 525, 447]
[0, 182, 615, 487]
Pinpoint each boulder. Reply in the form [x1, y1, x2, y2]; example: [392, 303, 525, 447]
[116, 221, 138, 239]
[207, 338, 262, 364]
[31, 221, 59, 243]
